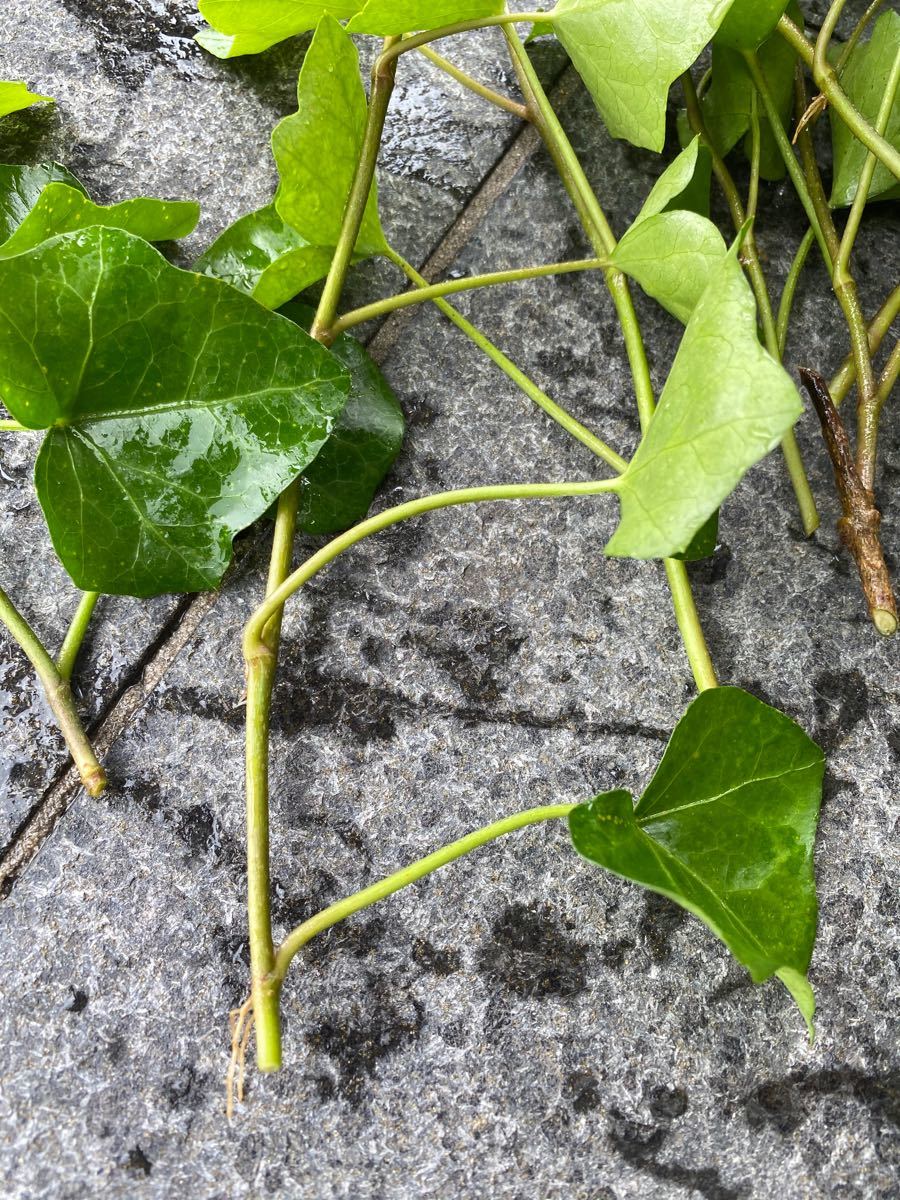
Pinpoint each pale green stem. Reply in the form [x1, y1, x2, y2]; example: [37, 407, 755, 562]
[747, 91, 762, 226]
[836, 0, 888, 74]
[831, 284, 900, 404]
[384, 246, 628, 474]
[56, 590, 100, 682]
[875, 340, 900, 410]
[0, 585, 106, 796]
[377, 13, 550, 68]
[332, 257, 608, 335]
[779, 12, 900, 183]
[505, 28, 718, 690]
[0, 419, 27, 432]
[776, 227, 816, 358]
[244, 482, 619, 660]
[419, 45, 528, 119]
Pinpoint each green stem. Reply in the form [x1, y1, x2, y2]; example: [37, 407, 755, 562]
[272, 805, 575, 986]
[244, 481, 619, 659]
[681, 71, 819, 538]
[384, 247, 628, 473]
[376, 13, 550, 68]
[332, 257, 607, 335]
[0, 419, 27, 432]
[746, 91, 762, 226]
[56, 590, 100, 682]
[247, 37, 401, 1074]
[418, 45, 528, 119]
[0, 585, 106, 796]
[778, 12, 900, 184]
[875, 339, 900, 409]
[504, 29, 718, 690]
[831, 283, 900, 404]
[836, 0, 888, 74]
[776, 227, 816, 358]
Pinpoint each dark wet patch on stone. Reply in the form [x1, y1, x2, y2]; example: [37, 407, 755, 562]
[411, 937, 462, 977]
[124, 1145, 153, 1176]
[564, 1070, 603, 1114]
[813, 669, 870, 752]
[66, 987, 89, 1014]
[59, 0, 202, 85]
[478, 901, 588, 999]
[638, 892, 688, 964]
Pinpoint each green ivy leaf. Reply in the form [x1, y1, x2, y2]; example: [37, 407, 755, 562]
[550, 0, 737, 151]
[831, 11, 900, 207]
[631, 138, 706, 224]
[195, 0, 362, 58]
[671, 511, 719, 561]
[525, 19, 555, 44]
[714, 0, 789, 50]
[0, 81, 53, 119]
[606, 247, 802, 559]
[569, 686, 823, 1031]
[281, 302, 405, 533]
[0, 182, 199, 259]
[195, 203, 337, 308]
[273, 15, 387, 256]
[0, 227, 349, 596]
[612, 211, 726, 324]
[347, 0, 503, 35]
[0, 163, 87, 244]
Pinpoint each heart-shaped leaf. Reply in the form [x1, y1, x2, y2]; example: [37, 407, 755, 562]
[570, 686, 824, 1030]
[280, 301, 405, 533]
[0, 163, 87, 243]
[831, 11, 900, 207]
[273, 15, 387, 256]
[612, 210, 727, 324]
[606, 246, 802, 559]
[346, 0, 503, 35]
[0, 227, 349, 596]
[0, 182, 199, 259]
[550, 0, 737, 151]
[0, 81, 53, 119]
[195, 0, 362, 58]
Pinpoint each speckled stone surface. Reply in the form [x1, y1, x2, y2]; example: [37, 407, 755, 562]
[1, 3, 899, 1199]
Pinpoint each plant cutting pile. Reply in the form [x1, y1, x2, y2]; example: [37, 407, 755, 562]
[0, 0, 897, 1115]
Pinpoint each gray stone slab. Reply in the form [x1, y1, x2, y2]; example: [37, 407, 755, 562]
[0, 1, 562, 845]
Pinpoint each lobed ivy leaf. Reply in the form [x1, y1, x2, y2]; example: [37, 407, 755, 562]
[0, 163, 87, 244]
[347, 1, 504, 35]
[714, 0, 790, 51]
[830, 12, 900, 207]
[0, 182, 199, 259]
[273, 16, 387, 256]
[570, 686, 823, 1032]
[281, 302, 405, 533]
[0, 227, 349, 596]
[195, 0, 361, 58]
[195, 203, 337, 308]
[0, 81, 53, 119]
[631, 137, 707, 225]
[606, 246, 803, 559]
[550, 0, 737, 152]
[612, 210, 727, 324]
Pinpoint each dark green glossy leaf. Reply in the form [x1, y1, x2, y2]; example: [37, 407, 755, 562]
[346, 0, 503, 35]
[714, 0, 790, 50]
[195, 0, 362, 58]
[672, 510, 719, 561]
[195, 203, 336, 308]
[831, 12, 900, 207]
[280, 301, 405, 533]
[0, 227, 349, 596]
[551, 0, 736, 151]
[606, 247, 802, 559]
[273, 16, 386, 256]
[0, 81, 52, 119]
[570, 686, 824, 1030]
[0, 163, 87, 244]
[0, 182, 199, 259]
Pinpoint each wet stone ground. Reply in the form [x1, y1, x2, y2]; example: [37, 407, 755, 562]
[1, 3, 899, 1199]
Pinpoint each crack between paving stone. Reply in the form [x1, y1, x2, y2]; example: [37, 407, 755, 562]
[0, 64, 577, 899]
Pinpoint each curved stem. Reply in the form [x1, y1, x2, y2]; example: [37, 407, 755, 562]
[776, 227, 816, 358]
[0, 419, 27, 433]
[0, 585, 106, 796]
[418, 45, 528, 119]
[244, 481, 618, 660]
[56, 590, 100, 682]
[272, 805, 575, 986]
[332, 257, 607, 335]
[376, 13, 550, 69]
[836, 0, 888, 75]
[831, 283, 900, 404]
[384, 247, 627, 472]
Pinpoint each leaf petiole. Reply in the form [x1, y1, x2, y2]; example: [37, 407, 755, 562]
[56, 590, 100, 682]
[0, 419, 27, 432]
[418, 45, 528, 120]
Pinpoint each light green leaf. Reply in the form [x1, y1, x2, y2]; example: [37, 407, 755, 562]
[612, 210, 726, 324]
[195, 203, 337, 308]
[550, 0, 737, 151]
[195, 0, 361, 58]
[273, 16, 386, 255]
[606, 247, 802, 558]
[526, 19, 556, 43]
[570, 686, 823, 1030]
[280, 302, 405, 533]
[632, 137, 704, 226]
[347, 0, 503, 35]
[714, 0, 789, 50]
[0, 163, 87, 244]
[0, 81, 53, 119]
[0, 227, 349, 596]
[831, 11, 900, 207]
[0, 182, 199, 259]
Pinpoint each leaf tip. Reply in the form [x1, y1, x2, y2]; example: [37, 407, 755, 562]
[776, 967, 815, 1041]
